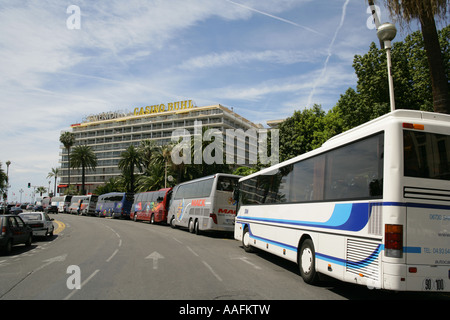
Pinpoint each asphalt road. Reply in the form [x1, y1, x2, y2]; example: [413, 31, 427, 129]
[1, 213, 448, 303]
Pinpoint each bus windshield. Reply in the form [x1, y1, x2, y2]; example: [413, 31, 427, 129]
[404, 130, 450, 180]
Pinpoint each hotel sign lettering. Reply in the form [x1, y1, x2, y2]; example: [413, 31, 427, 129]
[133, 100, 195, 116]
[86, 111, 126, 122]
[80, 99, 196, 125]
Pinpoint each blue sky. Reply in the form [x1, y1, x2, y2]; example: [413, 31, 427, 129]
[0, 0, 423, 201]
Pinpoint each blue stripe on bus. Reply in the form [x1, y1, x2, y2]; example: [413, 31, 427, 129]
[246, 224, 297, 252]
[238, 201, 450, 233]
[316, 246, 380, 269]
[244, 225, 422, 269]
[239, 202, 370, 232]
[246, 223, 383, 268]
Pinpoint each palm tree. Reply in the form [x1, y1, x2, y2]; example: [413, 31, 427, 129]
[70, 145, 98, 195]
[138, 139, 158, 170]
[136, 162, 166, 192]
[118, 145, 143, 193]
[36, 186, 47, 197]
[375, 0, 449, 114]
[59, 131, 76, 188]
[152, 143, 174, 188]
[47, 167, 59, 196]
[0, 162, 8, 201]
[94, 177, 124, 195]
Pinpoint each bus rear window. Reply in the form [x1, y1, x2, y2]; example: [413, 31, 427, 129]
[404, 130, 450, 180]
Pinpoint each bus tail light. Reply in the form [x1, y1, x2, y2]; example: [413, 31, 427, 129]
[385, 224, 403, 258]
[1, 226, 6, 235]
[210, 213, 218, 224]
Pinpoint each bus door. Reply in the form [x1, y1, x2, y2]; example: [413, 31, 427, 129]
[213, 176, 238, 227]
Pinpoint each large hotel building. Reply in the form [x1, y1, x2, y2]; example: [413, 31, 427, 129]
[58, 100, 262, 194]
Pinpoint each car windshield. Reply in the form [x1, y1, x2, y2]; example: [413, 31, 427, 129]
[20, 213, 42, 221]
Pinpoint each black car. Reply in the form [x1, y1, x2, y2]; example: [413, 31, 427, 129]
[44, 205, 58, 214]
[9, 206, 23, 215]
[0, 215, 33, 255]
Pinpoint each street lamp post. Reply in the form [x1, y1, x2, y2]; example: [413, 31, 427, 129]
[377, 23, 397, 112]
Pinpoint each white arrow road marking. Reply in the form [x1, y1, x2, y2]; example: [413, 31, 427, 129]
[145, 251, 164, 270]
[34, 254, 68, 272]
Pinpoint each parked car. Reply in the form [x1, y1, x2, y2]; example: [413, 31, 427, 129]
[19, 212, 54, 238]
[9, 206, 23, 215]
[44, 205, 58, 214]
[0, 215, 33, 255]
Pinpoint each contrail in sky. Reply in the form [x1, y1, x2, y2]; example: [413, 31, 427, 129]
[225, 0, 323, 35]
[306, 0, 350, 108]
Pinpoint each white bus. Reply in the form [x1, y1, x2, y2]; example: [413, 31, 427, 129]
[51, 195, 72, 213]
[167, 173, 241, 234]
[68, 195, 98, 215]
[235, 110, 449, 292]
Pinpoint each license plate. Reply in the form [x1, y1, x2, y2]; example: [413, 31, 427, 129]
[423, 278, 445, 291]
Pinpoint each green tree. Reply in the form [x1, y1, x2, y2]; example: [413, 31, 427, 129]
[232, 166, 257, 177]
[59, 131, 76, 188]
[94, 177, 125, 195]
[335, 26, 448, 129]
[136, 162, 166, 192]
[278, 104, 331, 162]
[70, 145, 98, 195]
[138, 139, 158, 170]
[0, 162, 8, 201]
[47, 167, 59, 196]
[118, 145, 143, 193]
[151, 143, 174, 188]
[379, 0, 449, 114]
[36, 186, 47, 197]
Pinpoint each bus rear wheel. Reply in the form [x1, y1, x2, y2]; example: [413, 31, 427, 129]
[299, 239, 318, 284]
[188, 219, 195, 233]
[194, 220, 201, 235]
[242, 227, 255, 253]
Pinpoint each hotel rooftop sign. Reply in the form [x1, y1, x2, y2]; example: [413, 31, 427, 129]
[133, 99, 195, 116]
[79, 99, 196, 125]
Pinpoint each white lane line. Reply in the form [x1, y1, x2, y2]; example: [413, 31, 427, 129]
[64, 269, 100, 300]
[106, 249, 119, 262]
[186, 246, 199, 257]
[202, 261, 222, 282]
[232, 256, 262, 270]
[172, 237, 183, 244]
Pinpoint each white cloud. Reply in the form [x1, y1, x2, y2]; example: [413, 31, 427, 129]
[1, 0, 382, 200]
[178, 49, 321, 70]
[200, 63, 355, 103]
